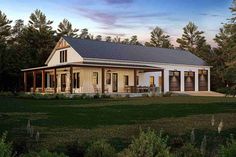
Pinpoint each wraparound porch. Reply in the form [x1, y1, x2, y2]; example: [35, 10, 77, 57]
[22, 62, 164, 94]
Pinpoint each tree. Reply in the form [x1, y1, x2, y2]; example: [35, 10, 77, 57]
[113, 36, 121, 43]
[80, 28, 90, 39]
[146, 26, 172, 48]
[176, 22, 211, 60]
[211, 0, 236, 88]
[0, 10, 12, 42]
[122, 38, 129, 44]
[57, 19, 79, 38]
[129, 35, 141, 45]
[95, 35, 102, 41]
[105, 36, 112, 42]
[28, 9, 53, 32]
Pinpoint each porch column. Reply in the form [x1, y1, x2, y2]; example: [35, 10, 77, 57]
[101, 67, 105, 93]
[54, 68, 57, 93]
[195, 70, 199, 91]
[161, 69, 164, 93]
[163, 69, 169, 93]
[180, 70, 185, 92]
[208, 68, 210, 91]
[133, 69, 137, 93]
[24, 72, 27, 92]
[42, 70, 45, 93]
[70, 66, 73, 94]
[33, 71, 36, 93]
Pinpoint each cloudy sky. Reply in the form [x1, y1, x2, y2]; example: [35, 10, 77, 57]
[1, 0, 233, 46]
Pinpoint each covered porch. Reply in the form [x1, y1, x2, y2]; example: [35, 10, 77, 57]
[22, 62, 164, 94]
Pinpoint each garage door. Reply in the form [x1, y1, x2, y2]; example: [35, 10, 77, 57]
[199, 70, 208, 91]
[184, 71, 195, 91]
[169, 71, 180, 91]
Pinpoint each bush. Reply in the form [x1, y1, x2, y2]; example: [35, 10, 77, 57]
[174, 143, 201, 157]
[22, 149, 68, 157]
[85, 139, 116, 157]
[0, 132, 15, 157]
[163, 92, 173, 97]
[0, 91, 14, 97]
[119, 129, 172, 157]
[217, 87, 236, 97]
[219, 138, 236, 157]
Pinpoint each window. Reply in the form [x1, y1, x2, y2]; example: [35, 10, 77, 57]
[124, 75, 129, 86]
[73, 73, 80, 88]
[60, 50, 67, 63]
[93, 72, 98, 85]
[149, 76, 154, 86]
[106, 73, 111, 84]
[136, 76, 139, 85]
[49, 75, 55, 87]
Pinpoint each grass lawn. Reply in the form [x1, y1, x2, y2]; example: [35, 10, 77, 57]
[1, 96, 236, 150]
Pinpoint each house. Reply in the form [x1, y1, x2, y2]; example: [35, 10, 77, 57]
[21, 36, 210, 95]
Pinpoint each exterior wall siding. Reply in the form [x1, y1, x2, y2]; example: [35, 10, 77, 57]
[47, 47, 83, 66]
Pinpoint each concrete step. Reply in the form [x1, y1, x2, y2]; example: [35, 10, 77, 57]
[174, 91, 225, 97]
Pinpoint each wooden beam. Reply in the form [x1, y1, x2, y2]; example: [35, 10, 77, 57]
[70, 66, 73, 94]
[134, 69, 137, 93]
[42, 70, 45, 93]
[33, 71, 36, 93]
[24, 72, 27, 92]
[101, 67, 105, 93]
[161, 69, 164, 93]
[54, 68, 57, 93]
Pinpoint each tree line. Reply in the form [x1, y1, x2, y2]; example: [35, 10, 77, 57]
[0, 0, 235, 91]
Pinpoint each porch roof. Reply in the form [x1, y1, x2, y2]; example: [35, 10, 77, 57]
[21, 62, 163, 72]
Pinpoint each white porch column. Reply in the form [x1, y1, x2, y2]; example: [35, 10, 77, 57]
[195, 70, 199, 91]
[180, 70, 185, 92]
[163, 69, 169, 93]
[208, 68, 211, 91]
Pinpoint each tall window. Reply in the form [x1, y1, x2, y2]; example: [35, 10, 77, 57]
[93, 72, 98, 85]
[60, 50, 67, 63]
[124, 75, 129, 86]
[49, 75, 55, 87]
[106, 73, 111, 84]
[149, 76, 154, 86]
[73, 73, 80, 88]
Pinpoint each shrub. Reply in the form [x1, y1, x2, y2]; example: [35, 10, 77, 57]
[0, 132, 15, 157]
[217, 87, 236, 97]
[85, 139, 116, 157]
[163, 92, 173, 97]
[219, 138, 236, 157]
[120, 129, 172, 157]
[0, 91, 14, 97]
[174, 143, 201, 157]
[22, 149, 68, 157]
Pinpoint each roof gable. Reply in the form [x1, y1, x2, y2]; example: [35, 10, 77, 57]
[62, 36, 207, 66]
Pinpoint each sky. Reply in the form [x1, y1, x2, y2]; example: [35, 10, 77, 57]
[0, 0, 233, 46]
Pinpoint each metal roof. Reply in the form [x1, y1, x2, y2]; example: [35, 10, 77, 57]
[63, 36, 207, 66]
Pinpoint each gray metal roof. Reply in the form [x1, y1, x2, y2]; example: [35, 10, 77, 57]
[63, 36, 207, 66]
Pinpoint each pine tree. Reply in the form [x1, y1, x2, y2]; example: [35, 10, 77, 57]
[57, 19, 79, 38]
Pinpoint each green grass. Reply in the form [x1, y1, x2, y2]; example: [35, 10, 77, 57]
[1, 96, 236, 150]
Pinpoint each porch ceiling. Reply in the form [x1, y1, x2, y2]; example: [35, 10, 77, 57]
[21, 62, 163, 72]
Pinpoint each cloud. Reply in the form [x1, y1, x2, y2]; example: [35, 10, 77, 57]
[200, 13, 221, 17]
[101, 32, 127, 36]
[104, 0, 133, 4]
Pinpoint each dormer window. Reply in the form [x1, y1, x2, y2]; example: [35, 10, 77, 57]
[60, 50, 67, 63]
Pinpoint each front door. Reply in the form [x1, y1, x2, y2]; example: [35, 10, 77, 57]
[112, 73, 118, 92]
[61, 74, 66, 92]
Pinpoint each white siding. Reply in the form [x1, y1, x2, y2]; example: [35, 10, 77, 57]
[47, 47, 83, 66]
